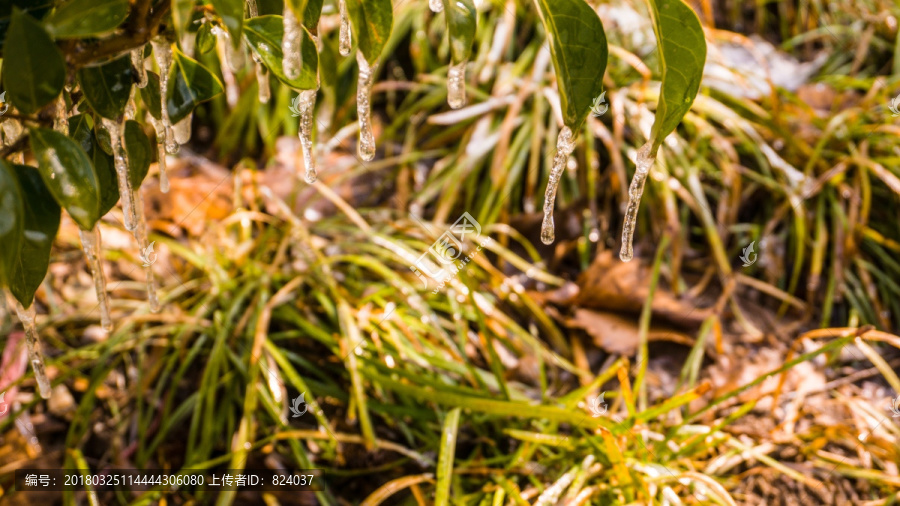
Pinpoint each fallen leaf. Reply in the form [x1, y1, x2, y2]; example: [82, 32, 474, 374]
[567, 308, 695, 356]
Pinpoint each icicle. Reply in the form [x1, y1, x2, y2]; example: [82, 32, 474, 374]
[246, 0, 258, 17]
[356, 52, 377, 162]
[297, 89, 318, 183]
[173, 114, 192, 145]
[149, 117, 170, 193]
[213, 26, 240, 108]
[53, 95, 68, 134]
[78, 226, 113, 331]
[540, 126, 576, 245]
[339, 0, 351, 56]
[447, 60, 467, 109]
[100, 117, 137, 231]
[282, 6, 304, 80]
[256, 63, 271, 103]
[619, 142, 656, 262]
[151, 39, 179, 155]
[124, 88, 137, 121]
[11, 300, 51, 399]
[131, 48, 148, 88]
[133, 191, 160, 313]
[429, 0, 444, 12]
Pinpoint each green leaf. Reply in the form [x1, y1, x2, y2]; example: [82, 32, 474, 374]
[67, 114, 119, 216]
[29, 127, 102, 230]
[286, 0, 325, 33]
[8, 165, 61, 306]
[196, 21, 216, 55]
[170, 0, 195, 43]
[166, 47, 224, 124]
[345, 0, 393, 64]
[244, 15, 318, 90]
[140, 71, 163, 120]
[208, 0, 243, 44]
[124, 120, 152, 188]
[646, 0, 707, 153]
[440, 0, 476, 64]
[2, 8, 66, 115]
[0, 160, 25, 288]
[77, 53, 134, 119]
[532, 0, 608, 131]
[45, 0, 129, 39]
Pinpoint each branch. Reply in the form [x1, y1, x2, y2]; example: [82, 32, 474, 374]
[67, 0, 171, 69]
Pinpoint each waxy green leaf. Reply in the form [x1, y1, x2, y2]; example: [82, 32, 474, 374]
[440, 0, 476, 64]
[29, 127, 102, 230]
[244, 15, 318, 90]
[345, 0, 393, 64]
[8, 165, 61, 306]
[286, 0, 325, 33]
[166, 48, 224, 124]
[0, 160, 25, 288]
[140, 71, 163, 120]
[646, 0, 707, 153]
[209, 0, 243, 44]
[2, 8, 66, 115]
[532, 0, 608, 131]
[45, 0, 129, 39]
[125, 120, 152, 188]
[68, 114, 119, 216]
[196, 21, 216, 55]
[77, 53, 134, 119]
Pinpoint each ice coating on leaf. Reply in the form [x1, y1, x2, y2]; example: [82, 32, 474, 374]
[78, 226, 113, 331]
[173, 114, 192, 145]
[132, 48, 148, 88]
[124, 88, 137, 120]
[213, 26, 240, 108]
[149, 117, 170, 193]
[540, 126, 576, 245]
[151, 39, 179, 155]
[447, 60, 467, 109]
[133, 191, 160, 312]
[298, 89, 317, 183]
[339, 0, 351, 56]
[257, 63, 271, 103]
[429, 0, 444, 12]
[100, 117, 138, 231]
[53, 95, 68, 134]
[282, 5, 304, 80]
[246, 0, 258, 18]
[356, 52, 377, 162]
[619, 142, 656, 262]
[12, 300, 51, 399]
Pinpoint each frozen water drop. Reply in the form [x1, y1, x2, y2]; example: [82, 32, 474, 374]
[619, 142, 656, 262]
[100, 117, 138, 232]
[173, 114, 192, 144]
[429, 0, 444, 12]
[339, 0, 351, 56]
[540, 127, 576, 245]
[78, 225, 113, 331]
[447, 60, 467, 109]
[356, 52, 377, 162]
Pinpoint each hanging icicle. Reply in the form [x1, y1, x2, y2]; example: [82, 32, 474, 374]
[213, 26, 240, 108]
[356, 52, 377, 162]
[100, 117, 137, 231]
[619, 142, 656, 262]
[124, 88, 137, 121]
[149, 116, 170, 193]
[429, 0, 444, 13]
[133, 191, 160, 313]
[131, 47, 149, 88]
[338, 0, 351, 56]
[10, 299, 51, 399]
[173, 115, 192, 145]
[151, 38, 179, 155]
[540, 126, 576, 245]
[256, 63, 271, 103]
[78, 226, 113, 331]
[447, 60, 467, 109]
[282, 5, 304, 80]
[298, 89, 317, 183]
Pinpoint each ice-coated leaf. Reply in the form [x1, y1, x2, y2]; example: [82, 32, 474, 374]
[124, 120, 152, 187]
[345, 0, 393, 64]
[29, 127, 102, 230]
[140, 71, 163, 120]
[77, 53, 134, 119]
[209, 0, 243, 44]
[646, 0, 707, 153]
[196, 21, 217, 54]
[166, 47, 224, 124]
[45, 0, 129, 39]
[286, 0, 325, 33]
[2, 8, 66, 115]
[532, 0, 608, 131]
[244, 15, 318, 90]
[440, 0, 476, 64]
[8, 165, 61, 306]
[0, 160, 25, 288]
